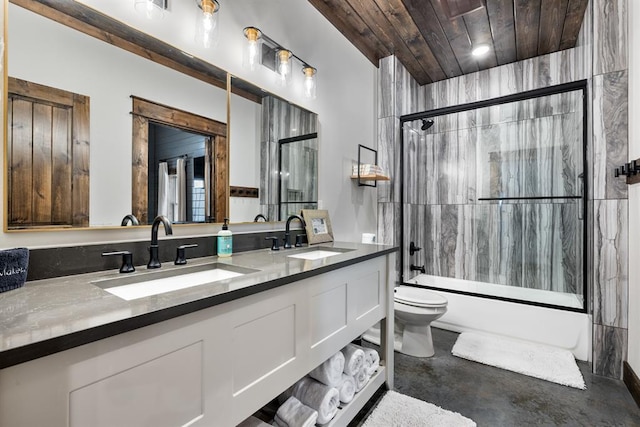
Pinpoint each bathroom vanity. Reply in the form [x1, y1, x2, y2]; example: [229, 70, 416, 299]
[0, 243, 396, 426]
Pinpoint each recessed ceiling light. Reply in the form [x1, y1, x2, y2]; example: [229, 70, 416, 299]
[472, 44, 490, 57]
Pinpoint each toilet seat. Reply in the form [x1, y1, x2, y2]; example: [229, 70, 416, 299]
[394, 286, 448, 308]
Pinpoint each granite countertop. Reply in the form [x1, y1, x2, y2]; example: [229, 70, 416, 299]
[0, 242, 397, 369]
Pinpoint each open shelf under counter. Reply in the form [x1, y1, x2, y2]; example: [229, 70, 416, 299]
[325, 367, 387, 427]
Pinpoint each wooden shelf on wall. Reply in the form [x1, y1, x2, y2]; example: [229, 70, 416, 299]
[350, 174, 390, 181]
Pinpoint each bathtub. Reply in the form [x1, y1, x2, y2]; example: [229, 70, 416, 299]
[407, 274, 592, 361]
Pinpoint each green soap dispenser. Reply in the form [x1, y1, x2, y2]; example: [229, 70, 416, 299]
[217, 218, 233, 257]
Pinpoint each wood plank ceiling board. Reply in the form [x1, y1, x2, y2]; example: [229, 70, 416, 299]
[308, 0, 389, 64]
[401, 0, 463, 78]
[514, 0, 541, 60]
[429, 0, 479, 75]
[559, 0, 590, 50]
[462, 6, 499, 69]
[485, 0, 516, 66]
[538, 0, 569, 55]
[308, 0, 589, 84]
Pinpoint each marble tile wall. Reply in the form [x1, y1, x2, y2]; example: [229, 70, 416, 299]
[378, 0, 629, 378]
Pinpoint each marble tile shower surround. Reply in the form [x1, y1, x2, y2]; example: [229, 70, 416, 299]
[377, 0, 629, 378]
[400, 92, 585, 295]
[259, 96, 317, 221]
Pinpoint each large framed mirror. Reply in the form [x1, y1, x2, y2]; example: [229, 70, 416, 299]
[5, 0, 317, 229]
[225, 77, 318, 223]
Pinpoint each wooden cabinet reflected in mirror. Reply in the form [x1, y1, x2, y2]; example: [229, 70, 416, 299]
[131, 97, 228, 225]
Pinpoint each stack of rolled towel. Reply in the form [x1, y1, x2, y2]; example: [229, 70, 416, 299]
[271, 344, 380, 426]
[341, 343, 380, 396]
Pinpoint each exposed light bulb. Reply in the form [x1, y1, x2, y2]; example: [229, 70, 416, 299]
[276, 49, 292, 86]
[303, 66, 317, 99]
[243, 27, 261, 71]
[195, 0, 219, 48]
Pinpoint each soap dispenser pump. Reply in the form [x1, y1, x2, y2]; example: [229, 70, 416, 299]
[217, 218, 233, 257]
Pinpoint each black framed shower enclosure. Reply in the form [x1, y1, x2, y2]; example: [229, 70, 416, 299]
[398, 80, 588, 313]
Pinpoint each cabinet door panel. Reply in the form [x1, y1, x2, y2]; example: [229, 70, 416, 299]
[69, 342, 204, 427]
[310, 282, 348, 348]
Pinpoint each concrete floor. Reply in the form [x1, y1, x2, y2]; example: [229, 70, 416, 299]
[352, 328, 640, 426]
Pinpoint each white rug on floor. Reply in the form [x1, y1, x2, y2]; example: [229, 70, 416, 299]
[452, 332, 586, 389]
[362, 391, 476, 427]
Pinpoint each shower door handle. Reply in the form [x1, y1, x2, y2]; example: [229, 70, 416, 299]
[578, 173, 585, 221]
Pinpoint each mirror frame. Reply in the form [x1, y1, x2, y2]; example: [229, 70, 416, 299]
[5, 0, 234, 231]
[5, 0, 318, 230]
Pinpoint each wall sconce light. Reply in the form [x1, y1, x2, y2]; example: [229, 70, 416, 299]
[243, 26, 317, 98]
[134, 0, 167, 20]
[195, 0, 220, 48]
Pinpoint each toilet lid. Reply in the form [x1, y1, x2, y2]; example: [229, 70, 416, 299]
[394, 286, 448, 307]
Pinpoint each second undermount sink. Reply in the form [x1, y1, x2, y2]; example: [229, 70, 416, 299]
[92, 263, 259, 301]
[287, 247, 355, 260]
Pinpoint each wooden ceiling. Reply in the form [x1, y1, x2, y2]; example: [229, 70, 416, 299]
[308, 0, 589, 85]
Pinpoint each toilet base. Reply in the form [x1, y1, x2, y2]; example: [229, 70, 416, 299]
[398, 323, 435, 358]
[361, 321, 437, 358]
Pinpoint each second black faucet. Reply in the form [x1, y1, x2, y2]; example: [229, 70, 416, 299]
[148, 215, 173, 269]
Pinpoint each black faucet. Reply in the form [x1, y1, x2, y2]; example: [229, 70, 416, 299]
[148, 215, 173, 269]
[410, 264, 426, 274]
[121, 214, 139, 226]
[283, 214, 305, 249]
[254, 213, 268, 222]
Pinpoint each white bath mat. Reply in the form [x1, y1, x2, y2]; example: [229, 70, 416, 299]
[362, 391, 476, 427]
[452, 332, 586, 389]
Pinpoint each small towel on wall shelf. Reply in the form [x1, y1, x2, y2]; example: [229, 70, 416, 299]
[0, 248, 29, 293]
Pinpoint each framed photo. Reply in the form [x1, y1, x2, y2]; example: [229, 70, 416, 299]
[301, 209, 334, 245]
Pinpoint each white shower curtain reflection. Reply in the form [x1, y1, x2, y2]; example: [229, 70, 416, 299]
[157, 162, 169, 217]
[175, 158, 187, 222]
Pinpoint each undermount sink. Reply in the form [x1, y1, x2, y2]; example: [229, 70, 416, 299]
[287, 247, 355, 260]
[92, 263, 259, 301]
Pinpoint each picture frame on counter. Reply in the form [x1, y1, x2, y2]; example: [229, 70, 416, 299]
[301, 209, 334, 244]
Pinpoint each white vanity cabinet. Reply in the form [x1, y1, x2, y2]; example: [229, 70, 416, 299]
[0, 253, 395, 427]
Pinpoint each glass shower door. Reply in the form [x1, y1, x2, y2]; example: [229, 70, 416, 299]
[403, 86, 586, 311]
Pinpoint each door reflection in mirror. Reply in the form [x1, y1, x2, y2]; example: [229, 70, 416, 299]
[148, 124, 211, 224]
[278, 133, 318, 220]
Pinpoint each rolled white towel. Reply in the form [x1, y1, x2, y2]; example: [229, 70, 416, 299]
[273, 396, 318, 427]
[342, 343, 365, 376]
[291, 377, 340, 424]
[338, 373, 356, 404]
[353, 365, 369, 392]
[351, 344, 380, 376]
[308, 351, 345, 387]
[237, 415, 271, 427]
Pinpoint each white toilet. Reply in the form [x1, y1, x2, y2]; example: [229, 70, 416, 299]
[394, 286, 448, 357]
